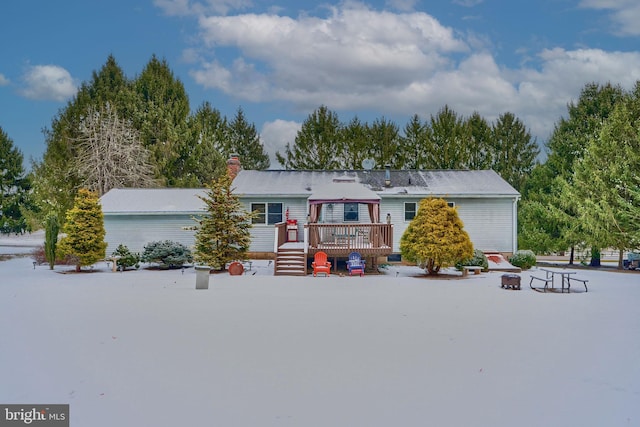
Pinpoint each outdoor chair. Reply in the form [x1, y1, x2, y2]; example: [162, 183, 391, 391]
[346, 252, 365, 276]
[312, 251, 332, 277]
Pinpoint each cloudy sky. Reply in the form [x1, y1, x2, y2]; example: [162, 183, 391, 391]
[2, 0, 640, 167]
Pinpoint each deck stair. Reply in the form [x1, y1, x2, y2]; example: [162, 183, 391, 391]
[275, 246, 306, 276]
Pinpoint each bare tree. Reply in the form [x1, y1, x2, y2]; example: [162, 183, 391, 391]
[75, 103, 157, 195]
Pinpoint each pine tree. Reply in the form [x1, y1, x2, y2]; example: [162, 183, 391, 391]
[0, 126, 30, 234]
[58, 189, 107, 272]
[193, 173, 254, 270]
[400, 198, 473, 275]
[44, 213, 59, 270]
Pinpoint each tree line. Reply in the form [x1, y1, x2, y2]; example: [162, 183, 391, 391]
[277, 105, 539, 192]
[2, 53, 640, 268]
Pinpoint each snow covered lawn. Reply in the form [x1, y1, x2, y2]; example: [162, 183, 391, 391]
[1, 256, 639, 426]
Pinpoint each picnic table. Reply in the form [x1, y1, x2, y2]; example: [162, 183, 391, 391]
[529, 268, 588, 293]
[539, 268, 576, 292]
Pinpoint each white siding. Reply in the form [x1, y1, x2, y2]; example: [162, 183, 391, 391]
[241, 197, 309, 252]
[381, 197, 516, 255]
[456, 199, 515, 252]
[104, 214, 198, 255]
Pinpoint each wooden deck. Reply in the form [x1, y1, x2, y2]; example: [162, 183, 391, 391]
[275, 222, 393, 257]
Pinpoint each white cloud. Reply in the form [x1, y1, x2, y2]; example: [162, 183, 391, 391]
[0, 73, 9, 86]
[579, 0, 640, 36]
[195, 3, 468, 104]
[20, 65, 77, 101]
[260, 119, 301, 168]
[184, 2, 640, 148]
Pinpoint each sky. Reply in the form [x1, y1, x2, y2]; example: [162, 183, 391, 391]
[2, 0, 640, 168]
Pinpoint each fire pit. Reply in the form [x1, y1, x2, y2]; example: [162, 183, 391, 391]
[501, 274, 521, 290]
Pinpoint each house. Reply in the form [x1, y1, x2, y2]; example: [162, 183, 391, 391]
[100, 188, 207, 255]
[100, 167, 520, 275]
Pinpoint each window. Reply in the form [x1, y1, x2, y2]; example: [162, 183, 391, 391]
[343, 203, 359, 222]
[404, 202, 416, 221]
[251, 202, 283, 225]
[447, 201, 455, 208]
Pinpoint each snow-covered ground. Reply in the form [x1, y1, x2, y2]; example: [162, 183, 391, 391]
[1, 241, 639, 426]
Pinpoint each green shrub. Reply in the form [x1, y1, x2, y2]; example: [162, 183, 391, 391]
[456, 249, 489, 271]
[509, 250, 537, 270]
[112, 244, 140, 271]
[141, 240, 193, 269]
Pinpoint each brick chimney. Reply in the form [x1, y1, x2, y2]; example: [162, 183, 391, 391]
[227, 154, 241, 180]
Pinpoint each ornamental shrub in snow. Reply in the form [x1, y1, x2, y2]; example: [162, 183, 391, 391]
[509, 250, 537, 270]
[456, 249, 489, 272]
[141, 240, 193, 269]
[112, 244, 140, 270]
[400, 197, 474, 275]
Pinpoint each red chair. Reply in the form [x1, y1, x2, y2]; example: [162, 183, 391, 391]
[312, 251, 332, 277]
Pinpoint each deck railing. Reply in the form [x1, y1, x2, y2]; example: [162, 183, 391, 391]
[305, 223, 393, 256]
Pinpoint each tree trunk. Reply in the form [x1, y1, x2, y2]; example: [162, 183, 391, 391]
[618, 248, 624, 270]
[569, 246, 575, 265]
[75, 264, 81, 273]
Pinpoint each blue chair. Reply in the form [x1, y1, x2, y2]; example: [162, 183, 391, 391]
[346, 252, 365, 276]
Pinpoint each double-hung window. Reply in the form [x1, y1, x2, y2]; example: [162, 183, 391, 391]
[404, 202, 417, 221]
[343, 203, 359, 222]
[251, 203, 283, 225]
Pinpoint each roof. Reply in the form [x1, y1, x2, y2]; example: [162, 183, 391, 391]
[308, 181, 381, 204]
[101, 188, 207, 214]
[232, 169, 520, 198]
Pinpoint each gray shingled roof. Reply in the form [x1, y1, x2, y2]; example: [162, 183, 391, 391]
[232, 170, 519, 198]
[101, 188, 207, 214]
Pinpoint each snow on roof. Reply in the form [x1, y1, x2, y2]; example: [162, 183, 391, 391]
[100, 188, 207, 214]
[232, 169, 519, 198]
[308, 181, 381, 204]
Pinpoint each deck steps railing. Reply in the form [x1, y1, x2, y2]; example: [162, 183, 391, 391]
[274, 246, 306, 276]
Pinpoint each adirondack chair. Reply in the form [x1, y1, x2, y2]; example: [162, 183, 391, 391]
[346, 252, 365, 276]
[312, 251, 332, 277]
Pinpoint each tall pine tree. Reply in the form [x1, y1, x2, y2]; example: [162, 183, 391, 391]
[0, 127, 30, 234]
[193, 173, 254, 270]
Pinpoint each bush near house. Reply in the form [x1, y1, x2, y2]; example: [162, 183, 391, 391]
[112, 244, 140, 270]
[509, 250, 537, 270]
[400, 197, 474, 275]
[141, 240, 192, 269]
[456, 249, 489, 272]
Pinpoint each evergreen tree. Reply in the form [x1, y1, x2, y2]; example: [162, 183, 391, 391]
[193, 173, 254, 270]
[58, 189, 107, 272]
[400, 114, 431, 169]
[276, 105, 343, 169]
[465, 112, 493, 170]
[0, 127, 30, 234]
[29, 55, 134, 226]
[227, 107, 270, 170]
[44, 213, 59, 270]
[428, 105, 471, 169]
[400, 198, 473, 275]
[133, 55, 191, 185]
[570, 92, 640, 268]
[367, 117, 402, 169]
[180, 102, 228, 186]
[339, 116, 369, 169]
[490, 112, 539, 191]
[519, 82, 624, 260]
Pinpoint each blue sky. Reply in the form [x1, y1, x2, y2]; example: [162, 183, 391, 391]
[2, 0, 640, 168]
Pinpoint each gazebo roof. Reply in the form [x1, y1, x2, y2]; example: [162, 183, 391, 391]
[307, 181, 381, 204]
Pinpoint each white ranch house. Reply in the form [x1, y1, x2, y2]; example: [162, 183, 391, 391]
[100, 169, 519, 275]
